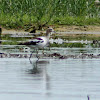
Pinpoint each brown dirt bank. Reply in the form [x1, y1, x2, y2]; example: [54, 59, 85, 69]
[1, 25, 100, 35]
[54, 25, 100, 32]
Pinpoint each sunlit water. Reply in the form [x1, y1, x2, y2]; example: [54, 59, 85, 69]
[0, 46, 100, 100]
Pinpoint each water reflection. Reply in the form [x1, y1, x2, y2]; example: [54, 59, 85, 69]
[29, 59, 49, 74]
[29, 60, 40, 74]
[28, 59, 50, 93]
[0, 57, 100, 99]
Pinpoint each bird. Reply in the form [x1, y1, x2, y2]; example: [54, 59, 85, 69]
[19, 27, 56, 60]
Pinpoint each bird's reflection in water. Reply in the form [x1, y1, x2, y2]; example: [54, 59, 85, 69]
[29, 59, 40, 74]
[29, 59, 49, 74]
[28, 59, 51, 94]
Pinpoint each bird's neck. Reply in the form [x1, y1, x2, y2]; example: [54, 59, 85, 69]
[46, 32, 50, 39]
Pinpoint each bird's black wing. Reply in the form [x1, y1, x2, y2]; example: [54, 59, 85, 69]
[18, 38, 44, 45]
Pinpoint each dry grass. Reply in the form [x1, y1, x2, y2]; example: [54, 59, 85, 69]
[55, 25, 100, 32]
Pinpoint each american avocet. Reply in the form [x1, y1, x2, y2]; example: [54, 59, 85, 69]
[19, 27, 56, 60]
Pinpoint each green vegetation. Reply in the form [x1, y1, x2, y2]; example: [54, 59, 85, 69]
[2, 34, 100, 47]
[1, 34, 27, 45]
[2, 33, 100, 45]
[52, 16, 100, 26]
[0, 0, 100, 29]
[0, 0, 100, 47]
[54, 34, 100, 41]
[51, 42, 85, 48]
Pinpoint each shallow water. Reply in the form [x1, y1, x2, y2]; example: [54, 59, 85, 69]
[0, 47, 100, 100]
[1, 45, 100, 54]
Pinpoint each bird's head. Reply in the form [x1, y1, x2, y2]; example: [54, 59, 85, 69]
[46, 27, 56, 36]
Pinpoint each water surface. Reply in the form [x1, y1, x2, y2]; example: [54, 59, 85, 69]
[0, 57, 100, 100]
[0, 47, 100, 100]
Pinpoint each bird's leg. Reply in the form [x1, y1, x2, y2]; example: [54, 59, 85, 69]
[29, 51, 34, 63]
[47, 42, 51, 51]
[42, 48, 47, 57]
[48, 43, 51, 51]
[36, 49, 40, 60]
[42, 48, 45, 55]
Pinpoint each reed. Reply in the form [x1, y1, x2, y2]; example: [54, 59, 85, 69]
[0, 31, 1, 40]
[0, 0, 99, 28]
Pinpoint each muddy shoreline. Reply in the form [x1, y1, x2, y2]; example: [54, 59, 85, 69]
[1, 25, 100, 45]
[2, 25, 100, 35]
[0, 52, 100, 59]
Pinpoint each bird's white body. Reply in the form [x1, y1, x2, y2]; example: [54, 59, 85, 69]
[28, 36, 49, 49]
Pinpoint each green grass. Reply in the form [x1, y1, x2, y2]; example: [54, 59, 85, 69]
[52, 16, 100, 26]
[2, 34, 100, 48]
[2, 33, 100, 45]
[50, 42, 85, 48]
[0, 0, 100, 46]
[0, 0, 100, 29]
[53, 34, 100, 41]
[1, 34, 27, 45]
